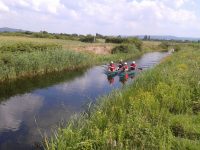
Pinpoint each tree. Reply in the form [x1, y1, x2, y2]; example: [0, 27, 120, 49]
[143, 35, 148, 40]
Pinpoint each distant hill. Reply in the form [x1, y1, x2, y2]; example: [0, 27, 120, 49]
[0, 27, 26, 32]
[135, 35, 200, 41]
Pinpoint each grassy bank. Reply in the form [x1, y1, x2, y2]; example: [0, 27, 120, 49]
[0, 43, 142, 82]
[45, 48, 200, 149]
[0, 36, 158, 82]
[0, 35, 184, 82]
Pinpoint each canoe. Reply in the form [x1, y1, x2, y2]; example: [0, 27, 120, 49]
[118, 70, 136, 77]
[105, 70, 119, 77]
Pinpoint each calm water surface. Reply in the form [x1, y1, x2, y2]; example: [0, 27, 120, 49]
[0, 52, 169, 150]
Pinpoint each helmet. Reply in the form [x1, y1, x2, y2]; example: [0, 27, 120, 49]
[110, 61, 113, 64]
[124, 62, 127, 65]
[120, 59, 123, 62]
[132, 61, 135, 64]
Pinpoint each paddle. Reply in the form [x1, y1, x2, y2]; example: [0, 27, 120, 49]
[138, 67, 143, 70]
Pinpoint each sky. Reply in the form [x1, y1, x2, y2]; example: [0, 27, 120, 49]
[0, 0, 200, 37]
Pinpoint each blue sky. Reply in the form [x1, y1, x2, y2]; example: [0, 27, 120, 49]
[0, 0, 200, 37]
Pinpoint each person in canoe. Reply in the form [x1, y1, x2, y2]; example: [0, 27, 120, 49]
[117, 59, 123, 70]
[108, 61, 116, 72]
[122, 62, 129, 72]
[130, 61, 137, 70]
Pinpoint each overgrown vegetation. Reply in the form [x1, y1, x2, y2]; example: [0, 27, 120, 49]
[0, 42, 61, 52]
[106, 37, 142, 50]
[45, 48, 200, 149]
[0, 31, 81, 41]
[79, 35, 95, 43]
[0, 48, 93, 81]
[111, 44, 139, 54]
[0, 36, 143, 82]
[0, 31, 106, 42]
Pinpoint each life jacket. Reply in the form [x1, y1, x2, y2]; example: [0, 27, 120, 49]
[109, 64, 116, 72]
[130, 63, 137, 70]
[123, 65, 128, 71]
[125, 73, 129, 79]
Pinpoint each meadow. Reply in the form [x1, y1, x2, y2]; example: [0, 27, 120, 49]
[45, 47, 200, 149]
[0, 36, 163, 82]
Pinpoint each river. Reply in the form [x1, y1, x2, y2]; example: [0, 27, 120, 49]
[0, 52, 169, 150]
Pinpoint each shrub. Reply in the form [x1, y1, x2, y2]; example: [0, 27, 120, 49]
[173, 45, 181, 52]
[106, 37, 142, 50]
[105, 37, 124, 43]
[124, 38, 143, 50]
[111, 44, 138, 54]
[159, 42, 171, 50]
[80, 36, 95, 43]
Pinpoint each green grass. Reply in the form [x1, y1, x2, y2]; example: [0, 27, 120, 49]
[0, 36, 116, 51]
[45, 48, 200, 149]
[0, 36, 144, 82]
[0, 35, 186, 82]
[0, 48, 94, 81]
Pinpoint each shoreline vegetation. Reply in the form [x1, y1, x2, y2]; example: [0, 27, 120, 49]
[0, 35, 168, 83]
[0, 34, 199, 149]
[45, 47, 200, 149]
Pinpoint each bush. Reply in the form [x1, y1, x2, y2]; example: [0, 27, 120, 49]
[111, 44, 138, 54]
[80, 36, 94, 43]
[159, 42, 171, 50]
[173, 45, 181, 52]
[106, 37, 142, 50]
[124, 38, 143, 50]
[0, 42, 62, 52]
[105, 37, 124, 43]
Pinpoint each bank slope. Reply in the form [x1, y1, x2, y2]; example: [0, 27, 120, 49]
[45, 47, 200, 149]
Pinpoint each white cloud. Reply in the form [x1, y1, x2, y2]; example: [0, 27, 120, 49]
[0, 0, 199, 37]
[1, 0, 65, 14]
[0, 94, 43, 132]
[0, 1, 9, 12]
[55, 66, 107, 93]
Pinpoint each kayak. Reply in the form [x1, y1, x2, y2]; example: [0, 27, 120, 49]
[118, 70, 136, 77]
[105, 70, 119, 77]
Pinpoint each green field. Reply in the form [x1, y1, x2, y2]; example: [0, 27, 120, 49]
[0, 36, 116, 52]
[45, 47, 200, 149]
[0, 36, 164, 82]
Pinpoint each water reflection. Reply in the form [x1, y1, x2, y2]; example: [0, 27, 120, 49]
[0, 94, 43, 132]
[107, 76, 115, 85]
[106, 72, 136, 85]
[0, 69, 86, 101]
[0, 52, 169, 150]
[119, 73, 129, 85]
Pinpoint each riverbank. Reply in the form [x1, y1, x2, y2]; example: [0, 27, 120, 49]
[0, 36, 164, 82]
[45, 48, 200, 149]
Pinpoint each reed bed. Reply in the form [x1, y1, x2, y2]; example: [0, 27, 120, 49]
[0, 50, 94, 81]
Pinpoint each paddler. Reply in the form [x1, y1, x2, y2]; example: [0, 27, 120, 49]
[108, 61, 116, 72]
[130, 61, 137, 70]
[118, 59, 123, 70]
[123, 62, 129, 71]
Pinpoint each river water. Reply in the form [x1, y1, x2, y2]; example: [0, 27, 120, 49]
[0, 52, 169, 150]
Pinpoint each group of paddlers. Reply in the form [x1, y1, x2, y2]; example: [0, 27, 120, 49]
[108, 59, 137, 72]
